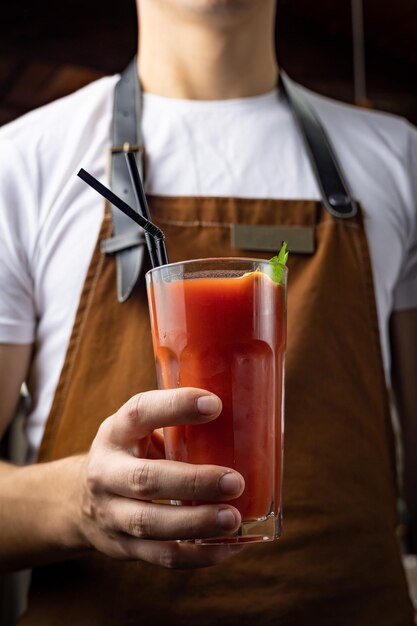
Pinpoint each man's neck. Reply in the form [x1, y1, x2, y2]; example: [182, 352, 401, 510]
[136, 1, 278, 100]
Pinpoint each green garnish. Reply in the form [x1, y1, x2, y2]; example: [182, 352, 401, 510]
[269, 241, 289, 285]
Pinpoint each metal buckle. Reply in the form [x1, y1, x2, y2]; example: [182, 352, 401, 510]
[111, 143, 144, 154]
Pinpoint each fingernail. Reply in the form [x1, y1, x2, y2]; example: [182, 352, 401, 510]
[196, 395, 221, 416]
[217, 508, 238, 530]
[219, 472, 242, 496]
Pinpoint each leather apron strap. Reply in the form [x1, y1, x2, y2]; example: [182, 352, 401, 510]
[108, 58, 147, 302]
[279, 71, 358, 219]
[108, 60, 358, 302]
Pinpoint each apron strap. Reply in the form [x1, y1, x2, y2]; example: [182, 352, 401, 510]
[108, 60, 357, 301]
[279, 71, 357, 219]
[108, 58, 146, 302]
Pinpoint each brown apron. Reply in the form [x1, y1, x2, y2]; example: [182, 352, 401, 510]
[19, 193, 414, 625]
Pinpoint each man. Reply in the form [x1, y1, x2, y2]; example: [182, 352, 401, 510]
[0, 0, 416, 624]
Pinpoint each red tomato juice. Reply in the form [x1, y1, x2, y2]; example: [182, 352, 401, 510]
[148, 270, 286, 521]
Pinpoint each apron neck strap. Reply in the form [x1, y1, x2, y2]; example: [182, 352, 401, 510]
[108, 58, 146, 302]
[108, 58, 357, 301]
[279, 71, 357, 219]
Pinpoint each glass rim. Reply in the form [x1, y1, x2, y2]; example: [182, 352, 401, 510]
[146, 256, 288, 278]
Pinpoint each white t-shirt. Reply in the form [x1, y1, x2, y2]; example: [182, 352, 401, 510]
[0, 75, 416, 461]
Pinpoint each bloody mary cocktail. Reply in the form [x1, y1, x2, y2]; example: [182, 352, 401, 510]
[146, 258, 286, 543]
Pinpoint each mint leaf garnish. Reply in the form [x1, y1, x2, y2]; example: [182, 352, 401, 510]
[269, 241, 288, 285]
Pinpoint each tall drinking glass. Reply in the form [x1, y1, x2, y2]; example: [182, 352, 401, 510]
[146, 258, 287, 543]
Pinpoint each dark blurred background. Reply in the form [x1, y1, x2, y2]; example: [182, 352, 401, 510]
[0, 0, 416, 126]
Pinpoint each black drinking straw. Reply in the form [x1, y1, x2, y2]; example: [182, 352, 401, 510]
[124, 152, 159, 268]
[77, 168, 169, 267]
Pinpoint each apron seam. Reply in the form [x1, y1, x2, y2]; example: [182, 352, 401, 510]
[38, 213, 113, 460]
[56, 227, 111, 416]
[155, 217, 360, 229]
[351, 218, 399, 501]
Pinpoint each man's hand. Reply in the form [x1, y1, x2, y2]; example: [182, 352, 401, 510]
[77, 387, 245, 569]
[0, 381, 245, 572]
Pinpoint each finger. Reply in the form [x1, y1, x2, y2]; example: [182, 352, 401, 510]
[100, 454, 244, 502]
[106, 498, 242, 541]
[106, 388, 222, 446]
[116, 537, 245, 569]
